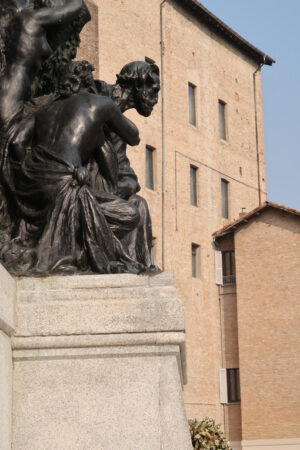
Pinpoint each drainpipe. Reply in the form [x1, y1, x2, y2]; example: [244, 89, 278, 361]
[160, 0, 167, 270]
[253, 55, 266, 205]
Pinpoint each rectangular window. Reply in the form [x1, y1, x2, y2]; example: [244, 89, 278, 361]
[219, 368, 241, 404]
[222, 251, 235, 285]
[227, 369, 240, 403]
[221, 179, 229, 219]
[190, 165, 198, 206]
[151, 237, 156, 265]
[188, 83, 196, 125]
[146, 146, 155, 190]
[219, 100, 226, 140]
[191, 243, 200, 278]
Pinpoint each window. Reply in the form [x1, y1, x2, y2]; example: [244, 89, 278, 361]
[188, 83, 196, 125]
[214, 250, 235, 286]
[145, 56, 155, 64]
[219, 100, 226, 140]
[222, 251, 235, 285]
[190, 165, 198, 206]
[227, 369, 240, 403]
[146, 146, 155, 190]
[191, 243, 200, 278]
[221, 179, 229, 219]
[151, 237, 156, 265]
[219, 368, 240, 404]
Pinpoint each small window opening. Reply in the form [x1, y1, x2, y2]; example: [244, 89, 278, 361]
[219, 100, 227, 140]
[227, 368, 240, 403]
[191, 243, 200, 278]
[188, 83, 196, 125]
[221, 178, 229, 219]
[190, 165, 198, 206]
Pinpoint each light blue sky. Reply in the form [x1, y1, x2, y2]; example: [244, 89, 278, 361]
[199, 0, 300, 210]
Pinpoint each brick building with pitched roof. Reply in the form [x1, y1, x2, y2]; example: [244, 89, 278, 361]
[76, 2, 299, 448]
[213, 202, 300, 449]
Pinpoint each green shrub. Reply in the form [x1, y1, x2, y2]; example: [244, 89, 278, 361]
[189, 417, 231, 450]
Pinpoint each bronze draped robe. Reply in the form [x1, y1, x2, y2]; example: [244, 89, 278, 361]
[3, 145, 144, 275]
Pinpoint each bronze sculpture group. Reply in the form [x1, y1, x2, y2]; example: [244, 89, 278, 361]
[0, 0, 160, 276]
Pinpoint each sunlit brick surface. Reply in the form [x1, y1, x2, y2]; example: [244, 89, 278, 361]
[78, 1, 267, 440]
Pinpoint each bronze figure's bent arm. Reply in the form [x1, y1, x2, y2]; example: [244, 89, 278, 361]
[106, 102, 140, 147]
[33, 0, 84, 27]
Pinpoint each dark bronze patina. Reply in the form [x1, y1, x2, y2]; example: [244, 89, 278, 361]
[0, 0, 160, 276]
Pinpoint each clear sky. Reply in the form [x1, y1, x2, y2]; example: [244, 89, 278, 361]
[198, 0, 300, 210]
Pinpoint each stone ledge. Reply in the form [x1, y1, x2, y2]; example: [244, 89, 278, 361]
[12, 331, 186, 349]
[17, 271, 173, 291]
[13, 343, 185, 386]
[12, 331, 188, 384]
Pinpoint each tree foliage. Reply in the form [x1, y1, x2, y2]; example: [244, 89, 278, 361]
[189, 417, 231, 450]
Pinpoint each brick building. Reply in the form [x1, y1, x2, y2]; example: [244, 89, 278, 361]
[214, 202, 300, 449]
[74, 0, 299, 447]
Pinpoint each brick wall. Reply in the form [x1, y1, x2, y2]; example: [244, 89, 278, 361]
[78, 0, 268, 438]
[77, 1, 100, 77]
[234, 209, 300, 440]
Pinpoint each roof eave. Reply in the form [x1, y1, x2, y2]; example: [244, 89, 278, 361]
[213, 202, 300, 239]
[174, 0, 275, 66]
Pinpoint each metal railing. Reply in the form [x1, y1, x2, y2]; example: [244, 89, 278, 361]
[222, 274, 236, 285]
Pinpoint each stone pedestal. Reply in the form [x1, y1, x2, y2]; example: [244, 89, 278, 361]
[11, 272, 192, 450]
[0, 265, 16, 450]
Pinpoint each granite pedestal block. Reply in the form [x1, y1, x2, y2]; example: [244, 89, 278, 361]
[9, 271, 192, 450]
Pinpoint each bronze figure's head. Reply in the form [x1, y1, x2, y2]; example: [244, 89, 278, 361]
[116, 61, 160, 117]
[58, 60, 95, 97]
